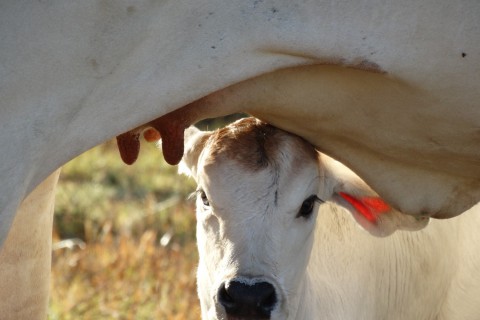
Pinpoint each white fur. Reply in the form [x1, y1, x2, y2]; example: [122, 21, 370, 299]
[182, 123, 480, 320]
[1, 2, 480, 318]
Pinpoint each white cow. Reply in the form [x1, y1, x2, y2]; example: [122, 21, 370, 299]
[180, 118, 480, 320]
[1, 1, 479, 318]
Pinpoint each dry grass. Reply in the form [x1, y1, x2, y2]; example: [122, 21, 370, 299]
[49, 140, 201, 320]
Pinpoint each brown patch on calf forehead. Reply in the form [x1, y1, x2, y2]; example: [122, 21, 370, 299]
[204, 118, 317, 171]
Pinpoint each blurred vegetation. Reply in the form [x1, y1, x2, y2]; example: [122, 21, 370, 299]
[50, 139, 199, 319]
[49, 115, 246, 319]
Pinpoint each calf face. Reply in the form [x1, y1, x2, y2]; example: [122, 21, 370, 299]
[179, 118, 428, 319]
[181, 118, 320, 319]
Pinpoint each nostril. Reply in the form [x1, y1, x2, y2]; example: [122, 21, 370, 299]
[260, 284, 277, 313]
[218, 283, 235, 309]
[218, 280, 278, 318]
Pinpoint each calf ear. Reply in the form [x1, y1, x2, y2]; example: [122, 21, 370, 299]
[178, 126, 212, 179]
[320, 154, 429, 237]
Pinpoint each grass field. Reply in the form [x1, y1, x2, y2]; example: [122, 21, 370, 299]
[49, 139, 201, 319]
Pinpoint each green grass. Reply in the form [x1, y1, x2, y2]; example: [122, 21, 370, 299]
[49, 139, 200, 320]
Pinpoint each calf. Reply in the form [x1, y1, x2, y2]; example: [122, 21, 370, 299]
[179, 117, 480, 320]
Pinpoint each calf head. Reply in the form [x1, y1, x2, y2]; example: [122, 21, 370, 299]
[179, 118, 428, 319]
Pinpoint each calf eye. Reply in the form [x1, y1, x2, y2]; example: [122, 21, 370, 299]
[297, 195, 323, 219]
[199, 190, 210, 207]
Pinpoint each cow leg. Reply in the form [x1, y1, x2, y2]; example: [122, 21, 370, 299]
[0, 169, 61, 320]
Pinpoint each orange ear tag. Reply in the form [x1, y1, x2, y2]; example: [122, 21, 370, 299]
[339, 192, 391, 224]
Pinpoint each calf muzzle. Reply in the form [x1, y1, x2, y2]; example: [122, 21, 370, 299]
[218, 280, 277, 319]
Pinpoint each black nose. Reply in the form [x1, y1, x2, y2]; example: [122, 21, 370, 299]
[218, 280, 277, 318]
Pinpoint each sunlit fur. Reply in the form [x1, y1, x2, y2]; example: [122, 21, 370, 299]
[181, 119, 480, 320]
[0, 170, 60, 320]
